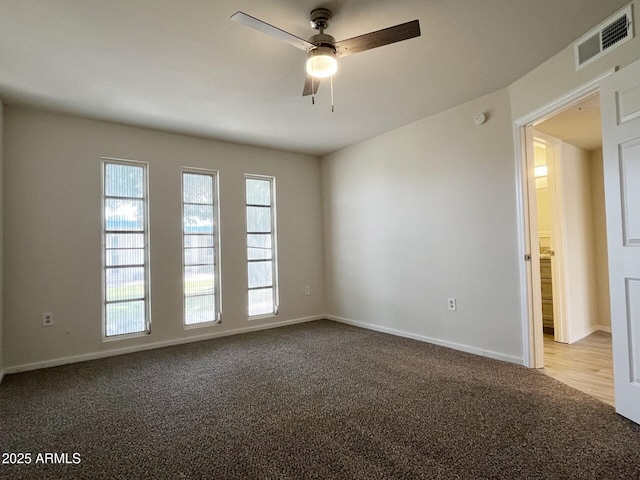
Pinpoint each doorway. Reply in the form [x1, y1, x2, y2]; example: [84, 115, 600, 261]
[522, 91, 614, 405]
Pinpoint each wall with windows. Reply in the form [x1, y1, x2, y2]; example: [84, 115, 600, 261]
[2, 107, 325, 369]
[322, 89, 524, 363]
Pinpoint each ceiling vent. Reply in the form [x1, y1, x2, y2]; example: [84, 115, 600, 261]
[574, 4, 634, 70]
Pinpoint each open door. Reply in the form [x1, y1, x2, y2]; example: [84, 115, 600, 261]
[600, 58, 640, 424]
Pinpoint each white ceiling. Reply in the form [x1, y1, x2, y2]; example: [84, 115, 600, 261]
[535, 94, 602, 151]
[0, 0, 629, 156]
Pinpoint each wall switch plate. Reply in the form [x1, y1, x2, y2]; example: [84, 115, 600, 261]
[304, 286, 311, 296]
[43, 312, 54, 326]
[447, 298, 457, 311]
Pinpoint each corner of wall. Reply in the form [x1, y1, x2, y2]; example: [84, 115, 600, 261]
[508, 0, 640, 121]
[589, 148, 612, 330]
[0, 96, 4, 383]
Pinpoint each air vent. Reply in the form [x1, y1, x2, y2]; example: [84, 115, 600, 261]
[574, 4, 634, 70]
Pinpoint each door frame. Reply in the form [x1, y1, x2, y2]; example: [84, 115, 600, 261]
[530, 131, 569, 344]
[513, 69, 615, 368]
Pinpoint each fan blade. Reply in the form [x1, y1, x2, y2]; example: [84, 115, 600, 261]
[231, 11, 314, 51]
[302, 75, 321, 97]
[335, 19, 420, 57]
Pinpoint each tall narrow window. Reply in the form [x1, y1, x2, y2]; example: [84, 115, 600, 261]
[102, 159, 150, 338]
[245, 175, 278, 317]
[182, 169, 221, 326]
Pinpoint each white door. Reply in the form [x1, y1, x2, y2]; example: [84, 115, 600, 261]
[601, 58, 640, 424]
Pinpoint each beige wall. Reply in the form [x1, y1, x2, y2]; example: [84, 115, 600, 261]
[590, 148, 611, 329]
[322, 89, 524, 363]
[0, 98, 3, 379]
[3, 107, 325, 369]
[560, 143, 599, 342]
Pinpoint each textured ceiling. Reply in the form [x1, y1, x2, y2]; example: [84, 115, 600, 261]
[0, 0, 630, 156]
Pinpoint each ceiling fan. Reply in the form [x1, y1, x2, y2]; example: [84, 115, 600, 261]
[231, 8, 421, 102]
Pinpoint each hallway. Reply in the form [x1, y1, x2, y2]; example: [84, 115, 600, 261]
[542, 331, 614, 406]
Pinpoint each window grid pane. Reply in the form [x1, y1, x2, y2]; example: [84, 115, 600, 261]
[104, 199, 144, 231]
[105, 248, 144, 267]
[185, 295, 217, 325]
[105, 267, 146, 301]
[246, 206, 272, 233]
[248, 234, 272, 260]
[246, 176, 278, 317]
[245, 178, 271, 206]
[183, 173, 213, 204]
[103, 160, 149, 338]
[183, 204, 214, 234]
[248, 288, 274, 316]
[184, 265, 215, 296]
[248, 260, 273, 288]
[183, 171, 220, 326]
[105, 164, 144, 198]
[106, 301, 146, 336]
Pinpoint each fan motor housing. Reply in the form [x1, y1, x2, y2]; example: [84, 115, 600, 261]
[310, 8, 332, 30]
[308, 33, 336, 48]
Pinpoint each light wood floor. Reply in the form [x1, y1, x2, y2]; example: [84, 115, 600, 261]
[542, 331, 614, 406]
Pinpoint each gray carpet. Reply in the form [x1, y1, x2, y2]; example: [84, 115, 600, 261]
[1, 320, 639, 479]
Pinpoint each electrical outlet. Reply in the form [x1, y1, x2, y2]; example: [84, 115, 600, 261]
[447, 298, 457, 311]
[304, 286, 311, 296]
[43, 312, 54, 327]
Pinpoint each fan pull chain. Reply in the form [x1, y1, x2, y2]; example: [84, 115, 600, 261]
[311, 76, 315, 105]
[330, 75, 334, 113]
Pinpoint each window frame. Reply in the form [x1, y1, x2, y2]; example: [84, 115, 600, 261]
[181, 167, 222, 328]
[245, 174, 279, 319]
[101, 157, 151, 341]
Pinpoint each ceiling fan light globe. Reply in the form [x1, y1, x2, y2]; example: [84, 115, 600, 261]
[306, 55, 337, 78]
[306, 46, 337, 78]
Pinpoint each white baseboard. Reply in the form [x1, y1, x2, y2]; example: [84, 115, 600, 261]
[4, 315, 323, 375]
[568, 323, 612, 344]
[598, 324, 612, 334]
[3, 314, 527, 375]
[326, 315, 524, 366]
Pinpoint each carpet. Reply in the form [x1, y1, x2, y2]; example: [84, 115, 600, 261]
[1, 320, 639, 479]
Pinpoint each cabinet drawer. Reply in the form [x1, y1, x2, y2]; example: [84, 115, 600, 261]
[542, 299, 554, 320]
[540, 258, 552, 278]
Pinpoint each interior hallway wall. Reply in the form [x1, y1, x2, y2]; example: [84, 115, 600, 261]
[560, 142, 599, 342]
[590, 148, 611, 330]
